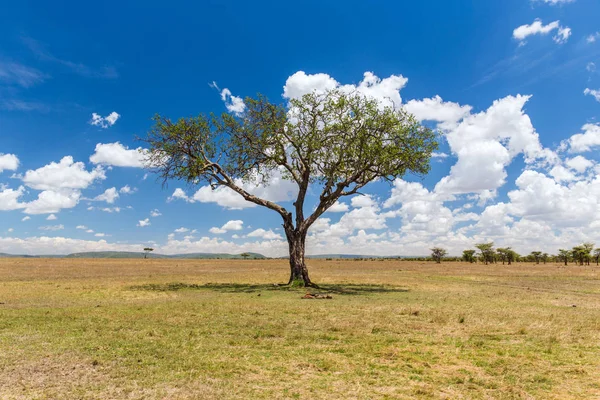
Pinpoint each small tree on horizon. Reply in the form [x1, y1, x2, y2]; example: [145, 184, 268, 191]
[143, 89, 437, 287]
[558, 249, 569, 266]
[240, 252, 251, 260]
[530, 251, 542, 264]
[475, 243, 494, 265]
[143, 247, 154, 259]
[462, 250, 476, 263]
[430, 247, 447, 264]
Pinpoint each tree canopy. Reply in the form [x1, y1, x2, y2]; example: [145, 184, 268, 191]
[144, 89, 438, 286]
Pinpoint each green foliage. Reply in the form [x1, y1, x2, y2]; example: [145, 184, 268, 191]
[462, 250, 476, 263]
[475, 242, 495, 265]
[430, 247, 447, 263]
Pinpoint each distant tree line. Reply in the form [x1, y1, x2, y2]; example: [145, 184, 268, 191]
[425, 242, 600, 266]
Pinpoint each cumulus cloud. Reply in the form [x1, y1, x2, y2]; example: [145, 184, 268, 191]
[0, 185, 26, 211]
[89, 142, 148, 168]
[0, 154, 19, 173]
[404, 95, 472, 130]
[22, 216, 30, 221]
[209, 220, 244, 234]
[247, 228, 283, 240]
[93, 187, 119, 204]
[435, 95, 556, 195]
[283, 71, 408, 109]
[219, 88, 246, 116]
[46, 214, 57, 220]
[76, 225, 87, 230]
[327, 201, 349, 213]
[586, 32, 600, 43]
[150, 209, 162, 217]
[24, 189, 81, 215]
[22, 156, 105, 191]
[89, 112, 120, 128]
[178, 168, 298, 210]
[119, 185, 136, 194]
[565, 124, 600, 153]
[584, 88, 600, 103]
[512, 19, 571, 44]
[137, 218, 150, 227]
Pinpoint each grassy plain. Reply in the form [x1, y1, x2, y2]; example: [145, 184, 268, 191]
[0, 258, 599, 399]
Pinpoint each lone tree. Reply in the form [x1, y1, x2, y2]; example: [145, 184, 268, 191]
[462, 250, 476, 263]
[143, 247, 154, 259]
[240, 252, 251, 260]
[143, 90, 437, 287]
[430, 247, 447, 264]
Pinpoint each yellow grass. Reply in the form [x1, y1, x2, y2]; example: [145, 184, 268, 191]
[1, 258, 599, 399]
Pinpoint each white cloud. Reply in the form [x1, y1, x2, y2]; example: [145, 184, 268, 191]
[512, 19, 571, 44]
[89, 142, 148, 168]
[431, 152, 449, 159]
[150, 209, 162, 217]
[587, 63, 597, 73]
[537, 0, 575, 4]
[327, 201, 349, 213]
[247, 228, 283, 240]
[566, 156, 594, 173]
[435, 95, 555, 195]
[39, 224, 64, 231]
[119, 185, 136, 194]
[351, 195, 377, 208]
[566, 124, 600, 153]
[584, 88, 600, 103]
[22, 216, 30, 221]
[101, 207, 121, 213]
[174, 227, 189, 233]
[189, 168, 298, 210]
[0, 154, 19, 173]
[24, 189, 81, 215]
[46, 214, 57, 220]
[137, 218, 150, 227]
[94, 233, 106, 237]
[0, 236, 142, 256]
[587, 32, 600, 43]
[89, 112, 120, 128]
[209, 220, 244, 234]
[283, 71, 408, 109]
[86, 229, 94, 233]
[76, 225, 87, 230]
[168, 188, 190, 202]
[0, 186, 25, 211]
[22, 156, 105, 191]
[404, 96, 472, 130]
[93, 187, 119, 204]
[219, 88, 246, 116]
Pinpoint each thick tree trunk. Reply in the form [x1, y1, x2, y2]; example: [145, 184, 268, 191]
[286, 230, 313, 287]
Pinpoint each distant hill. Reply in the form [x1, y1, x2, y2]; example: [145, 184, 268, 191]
[0, 251, 267, 259]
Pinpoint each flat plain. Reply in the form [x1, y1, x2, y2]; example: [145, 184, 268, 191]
[0, 258, 599, 399]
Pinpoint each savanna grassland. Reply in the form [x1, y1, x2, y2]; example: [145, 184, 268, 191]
[0, 258, 599, 399]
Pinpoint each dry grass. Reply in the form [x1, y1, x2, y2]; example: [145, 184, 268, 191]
[1, 258, 599, 399]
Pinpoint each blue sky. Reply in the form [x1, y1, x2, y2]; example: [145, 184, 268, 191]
[1, 0, 599, 256]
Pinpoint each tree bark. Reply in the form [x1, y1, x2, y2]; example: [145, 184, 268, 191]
[285, 229, 313, 287]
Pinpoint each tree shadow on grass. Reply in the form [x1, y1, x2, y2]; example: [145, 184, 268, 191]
[129, 282, 408, 296]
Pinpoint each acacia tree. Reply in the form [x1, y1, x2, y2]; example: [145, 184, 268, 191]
[558, 249, 569, 266]
[143, 247, 154, 259]
[462, 250, 476, 263]
[431, 247, 447, 264]
[530, 251, 542, 264]
[594, 249, 600, 266]
[497, 247, 517, 265]
[143, 90, 437, 287]
[475, 243, 494, 265]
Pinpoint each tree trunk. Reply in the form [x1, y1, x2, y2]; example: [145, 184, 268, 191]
[286, 230, 313, 287]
